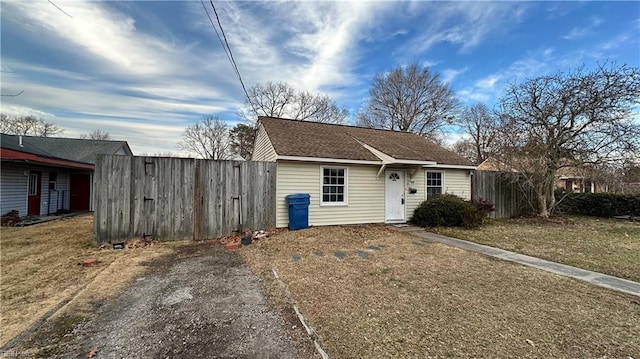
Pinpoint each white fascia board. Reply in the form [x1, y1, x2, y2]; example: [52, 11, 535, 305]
[276, 155, 382, 165]
[394, 159, 438, 165]
[354, 140, 395, 163]
[423, 164, 477, 170]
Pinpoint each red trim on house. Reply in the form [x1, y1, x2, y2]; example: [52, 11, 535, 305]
[0, 148, 95, 170]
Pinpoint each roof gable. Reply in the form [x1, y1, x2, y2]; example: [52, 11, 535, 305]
[258, 117, 473, 167]
[1, 134, 131, 165]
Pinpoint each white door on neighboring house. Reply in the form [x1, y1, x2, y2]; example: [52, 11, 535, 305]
[385, 170, 405, 223]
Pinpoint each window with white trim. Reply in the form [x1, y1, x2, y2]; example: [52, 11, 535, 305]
[426, 171, 443, 199]
[321, 167, 346, 204]
[49, 172, 57, 190]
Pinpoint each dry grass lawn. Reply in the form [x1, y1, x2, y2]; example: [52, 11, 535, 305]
[0, 215, 177, 347]
[435, 216, 640, 282]
[241, 225, 640, 358]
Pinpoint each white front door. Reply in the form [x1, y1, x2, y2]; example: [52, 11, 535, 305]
[385, 170, 405, 223]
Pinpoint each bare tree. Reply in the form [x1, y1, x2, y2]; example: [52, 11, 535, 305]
[450, 138, 477, 163]
[179, 116, 231, 160]
[238, 81, 348, 124]
[456, 103, 498, 164]
[138, 152, 186, 158]
[80, 129, 111, 140]
[356, 62, 459, 140]
[0, 113, 63, 137]
[495, 63, 640, 217]
[229, 123, 255, 160]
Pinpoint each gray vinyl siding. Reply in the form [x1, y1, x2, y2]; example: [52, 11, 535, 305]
[42, 169, 71, 215]
[252, 123, 277, 162]
[1, 163, 76, 217]
[1, 164, 28, 216]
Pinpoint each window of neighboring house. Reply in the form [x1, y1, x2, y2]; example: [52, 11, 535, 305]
[28, 173, 38, 195]
[321, 167, 347, 205]
[426, 171, 443, 199]
[49, 172, 58, 190]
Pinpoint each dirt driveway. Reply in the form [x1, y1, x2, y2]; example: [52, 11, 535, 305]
[21, 242, 311, 358]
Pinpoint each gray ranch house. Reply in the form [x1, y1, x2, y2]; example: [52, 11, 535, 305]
[252, 116, 476, 227]
[1, 134, 132, 217]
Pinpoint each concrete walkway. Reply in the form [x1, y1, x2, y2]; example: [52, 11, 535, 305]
[409, 230, 640, 298]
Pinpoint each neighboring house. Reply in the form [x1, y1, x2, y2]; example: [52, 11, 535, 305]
[476, 157, 516, 172]
[1, 134, 132, 217]
[555, 167, 607, 193]
[252, 116, 476, 227]
[477, 157, 606, 193]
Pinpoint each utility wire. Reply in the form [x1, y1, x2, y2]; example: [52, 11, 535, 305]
[1, 90, 25, 97]
[202, 0, 258, 116]
[200, 0, 234, 74]
[48, 0, 73, 18]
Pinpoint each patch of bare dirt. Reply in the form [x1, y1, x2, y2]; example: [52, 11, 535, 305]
[18, 242, 316, 358]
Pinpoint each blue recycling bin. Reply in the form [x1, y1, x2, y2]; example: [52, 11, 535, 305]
[285, 193, 310, 230]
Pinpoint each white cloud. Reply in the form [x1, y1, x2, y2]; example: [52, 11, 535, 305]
[441, 67, 468, 84]
[399, 2, 530, 56]
[563, 27, 588, 40]
[3, 1, 180, 76]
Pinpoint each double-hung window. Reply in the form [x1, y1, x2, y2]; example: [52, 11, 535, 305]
[49, 172, 58, 190]
[426, 171, 443, 199]
[321, 167, 346, 205]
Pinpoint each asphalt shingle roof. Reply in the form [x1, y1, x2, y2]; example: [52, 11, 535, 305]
[259, 116, 474, 166]
[1, 134, 130, 164]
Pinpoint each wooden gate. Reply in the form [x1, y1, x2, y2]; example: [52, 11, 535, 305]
[93, 155, 276, 243]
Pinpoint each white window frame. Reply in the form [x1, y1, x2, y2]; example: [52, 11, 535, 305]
[319, 166, 348, 206]
[425, 170, 444, 200]
[49, 171, 58, 191]
[28, 173, 38, 196]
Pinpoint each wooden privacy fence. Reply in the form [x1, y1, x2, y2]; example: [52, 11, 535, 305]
[473, 171, 534, 218]
[94, 155, 276, 243]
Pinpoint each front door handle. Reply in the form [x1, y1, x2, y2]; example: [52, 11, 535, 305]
[401, 198, 405, 205]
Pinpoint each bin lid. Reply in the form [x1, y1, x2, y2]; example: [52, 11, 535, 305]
[285, 193, 310, 199]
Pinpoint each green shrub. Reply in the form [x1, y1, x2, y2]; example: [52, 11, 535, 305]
[411, 194, 486, 229]
[555, 192, 640, 217]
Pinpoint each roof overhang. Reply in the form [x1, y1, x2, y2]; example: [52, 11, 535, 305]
[275, 155, 475, 171]
[423, 164, 477, 170]
[0, 148, 94, 170]
[276, 155, 381, 165]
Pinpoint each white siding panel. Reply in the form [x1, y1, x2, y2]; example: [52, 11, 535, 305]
[44, 170, 71, 215]
[405, 168, 426, 221]
[276, 161, 385, 227]
[1, 164, 28, 216]
[444, 169, 472, 200]
[252, 123, 277, 162]
[406, 168, 473, 221]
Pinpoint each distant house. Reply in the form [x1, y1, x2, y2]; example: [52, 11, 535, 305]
[252, 116, 476, 227]
[477, 157, 607, 193]
[1, 134, 132, 217]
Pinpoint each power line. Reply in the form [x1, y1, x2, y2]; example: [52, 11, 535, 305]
[201, 0, 258, 116]
[199, 0, 234, 73]
[48, 0, 73, 18]
[1, 90, 24, 97]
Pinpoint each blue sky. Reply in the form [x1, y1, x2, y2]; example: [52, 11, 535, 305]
[1, 1, 639, 155]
